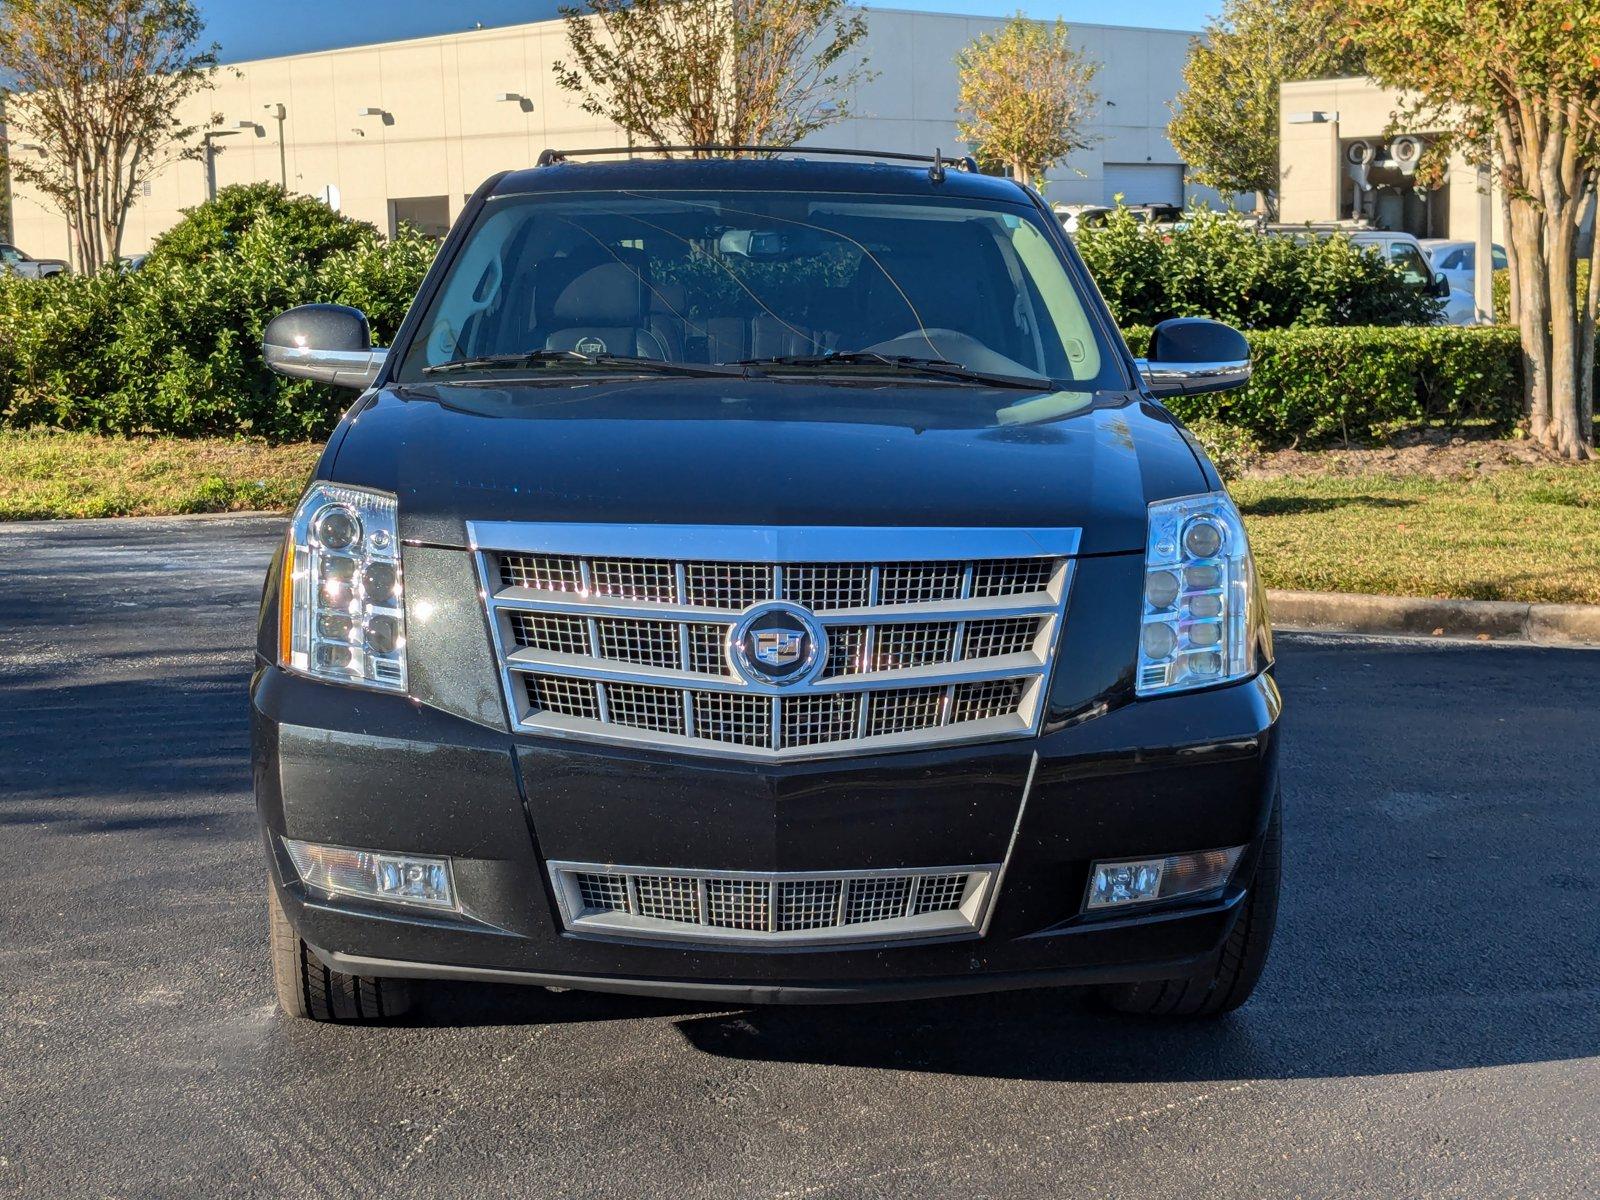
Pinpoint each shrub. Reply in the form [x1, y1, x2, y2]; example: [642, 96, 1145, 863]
[1076, 207, 1443, 330]
[1120, 324, 1522, 447]
[0, 186, 438, 441]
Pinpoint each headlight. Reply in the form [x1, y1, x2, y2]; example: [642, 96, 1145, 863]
[279, 483, 407, 691]
[1137, 491, 1261, 696]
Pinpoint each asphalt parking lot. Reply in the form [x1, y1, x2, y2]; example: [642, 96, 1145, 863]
[1, 514, 1596, 1199]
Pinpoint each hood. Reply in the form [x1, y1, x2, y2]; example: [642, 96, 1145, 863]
[326, 377, 1207, 554]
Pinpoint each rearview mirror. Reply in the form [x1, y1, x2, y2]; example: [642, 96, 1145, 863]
[263, 304, 387, 389]
[1136, 317, 1251, 398]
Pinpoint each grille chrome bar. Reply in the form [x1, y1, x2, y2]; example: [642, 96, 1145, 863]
[473, 523, 1077, 760]
[549, 860, 999, 946]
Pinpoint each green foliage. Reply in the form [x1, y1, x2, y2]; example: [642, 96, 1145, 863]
[148, 182, 371, 268]
[1122, 324, 1524, 447]
[955, 14, 1100, 190]
[1183, 416, 1263, 481]
[1493, 262, 1592, 326]
[0, 186, 437, 442]
[1167, 0, 1364, 214]
[1078, 207, 1444, 330]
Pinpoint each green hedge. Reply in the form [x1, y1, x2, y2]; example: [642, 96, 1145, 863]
[1077, 207, 1445, 330]
[0, 184, 436, 442]
[1122, 324, 1523, 446]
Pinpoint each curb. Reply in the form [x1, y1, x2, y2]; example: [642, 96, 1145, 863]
[1268, 589, 1600, 648]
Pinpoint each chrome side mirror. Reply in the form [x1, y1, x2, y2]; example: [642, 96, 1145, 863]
[1136, 317, 1251, 398]
[263, 304, 387, 389]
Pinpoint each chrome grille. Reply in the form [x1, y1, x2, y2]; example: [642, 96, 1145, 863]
[476, 524, 1077, 760]
[551, 861, 996, 945]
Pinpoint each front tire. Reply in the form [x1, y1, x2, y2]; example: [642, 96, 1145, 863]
[1097, 792, 1281, 1018]
[268, 877, 413, 1021]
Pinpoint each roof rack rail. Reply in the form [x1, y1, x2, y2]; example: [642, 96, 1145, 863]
[535, 144, 982, 180]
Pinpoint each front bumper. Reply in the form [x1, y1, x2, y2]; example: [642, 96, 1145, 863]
[253, 660, 1281, 1002]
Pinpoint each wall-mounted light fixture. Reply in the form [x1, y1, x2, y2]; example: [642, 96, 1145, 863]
[357, 106, 395, 126]
[496, 92, 535, 113]
[260, 103, 289, 188]
[0, 138, 48, 158]
[1287, 111, 1336, 124]
[237, 120, 265, 136]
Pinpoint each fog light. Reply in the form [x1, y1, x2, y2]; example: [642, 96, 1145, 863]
[284, 838, 457, 910]
[1085, 846, 1245, 912]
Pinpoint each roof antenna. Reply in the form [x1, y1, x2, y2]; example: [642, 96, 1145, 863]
[929, 147, 946, 185]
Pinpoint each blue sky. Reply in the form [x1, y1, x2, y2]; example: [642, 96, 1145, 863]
[199, 1, 1217, 62]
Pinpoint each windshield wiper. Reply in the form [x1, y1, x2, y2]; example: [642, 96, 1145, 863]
[734, 351, 1049, 391]
[423, 350, 743, 378]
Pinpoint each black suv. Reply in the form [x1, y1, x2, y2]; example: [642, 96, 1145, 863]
[255, 149, 1278, 1023]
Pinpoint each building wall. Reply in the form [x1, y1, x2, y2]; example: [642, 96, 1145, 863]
[8, 9, 1211, 262]
[1278, 77, 1505, 241]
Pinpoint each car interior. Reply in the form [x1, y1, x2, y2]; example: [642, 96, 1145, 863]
[404, 192, 1111, 386]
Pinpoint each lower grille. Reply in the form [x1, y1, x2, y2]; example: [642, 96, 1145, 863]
[551, 861, 998, 946]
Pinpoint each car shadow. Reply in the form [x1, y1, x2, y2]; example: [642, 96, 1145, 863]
[1237, 495, 1415, 517]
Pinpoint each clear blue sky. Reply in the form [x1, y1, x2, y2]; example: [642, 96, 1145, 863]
[199, 0, 1217, 63]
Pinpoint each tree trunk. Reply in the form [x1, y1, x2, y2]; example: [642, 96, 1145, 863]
[1546, 208, 1585, 458]
[1582, 206, 1599, 444]
[1499, 184, 1519, 326]
[1509, 196, 1552, 440]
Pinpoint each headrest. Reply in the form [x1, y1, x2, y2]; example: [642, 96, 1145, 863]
[551, 263, 647, 325]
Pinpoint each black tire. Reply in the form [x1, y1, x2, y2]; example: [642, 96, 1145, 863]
[1096, 792, 1281, 1018]
[268, 877, 412, 1022]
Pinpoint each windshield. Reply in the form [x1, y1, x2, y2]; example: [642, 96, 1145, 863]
[393, 189, 1122, 389]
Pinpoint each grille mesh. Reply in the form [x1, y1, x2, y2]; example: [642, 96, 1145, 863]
[706, 878, 770, 931]
[692, 690, 770, 746]
[634, 874, 700, 922]
[500, 554, 583, 593]
[868, 686, 947, 737]
[781, 693, 861, 749]
[872, 623, 957, 671]
[559, 865, 981, 941]
[777, 878, 844, 931]
[784, 563, 871, 611]
[962, 617, 1040, 660]
[596, 618, 680, 669]
[576, 873, 629, 913]
[972, 558, 1055, 597]
[685, 562, 773, 610]
[605, 682, 685, 734]
[952, 679, 1026, 724]
[526, 675, 600, 721]
[509, 611, 590, 656]
[845, 876, 914, 924]
[591, 558, 676, 602]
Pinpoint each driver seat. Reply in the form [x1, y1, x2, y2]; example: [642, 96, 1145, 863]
[542, 263, 671, 359]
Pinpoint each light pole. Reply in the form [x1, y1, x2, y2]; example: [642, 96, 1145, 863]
[263, 103, 287, 189]
[201, 129, 239, 202]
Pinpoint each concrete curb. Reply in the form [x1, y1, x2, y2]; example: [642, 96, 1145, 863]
[1268, 589, 1600, 648]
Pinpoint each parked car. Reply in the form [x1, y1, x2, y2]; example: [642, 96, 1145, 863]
[1055, 201, 1183, 236]
[1346, 231, 1479, 325]
[0, 243, 68, 279]
[1420, 238, 1507, 295]
[256, 148, 1281, 1025]
[1265, 225, 1477, 324]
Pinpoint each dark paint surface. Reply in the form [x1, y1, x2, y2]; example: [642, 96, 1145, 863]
[326, 380, 1205, 552]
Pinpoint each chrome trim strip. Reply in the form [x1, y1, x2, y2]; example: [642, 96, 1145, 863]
[468, 522, 1082, 562]
[503, 648, 1046, 694]
[488, 591, 1062, 624]
[263, 342, 387, 389]
[980, 750, 1038, 938]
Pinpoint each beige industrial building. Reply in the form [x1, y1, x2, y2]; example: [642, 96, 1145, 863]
[1278, 76, 1508, 241]
[6, 9, 1226, 264]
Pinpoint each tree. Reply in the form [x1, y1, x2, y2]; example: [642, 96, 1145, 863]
[0, 0, 218, 273]
[1313, 0, 1600, 460]
[1167, 0, 1365, 217]
[955, 15, 1100, 190]
[553, 0, 871, 153]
